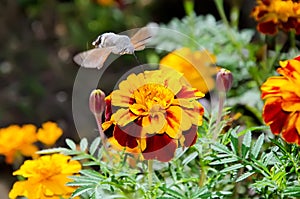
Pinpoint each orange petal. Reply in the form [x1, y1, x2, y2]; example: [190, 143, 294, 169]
[281, 92, 300, 111]
[261, 76, 288, 99]
[113, 109, 139, 126]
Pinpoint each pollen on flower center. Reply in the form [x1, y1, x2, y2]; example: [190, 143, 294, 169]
[132, 83, 174, 111]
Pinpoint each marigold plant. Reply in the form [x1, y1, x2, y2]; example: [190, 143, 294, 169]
[252, 0, 300, 35]
[261, 56, 300, 145]
[9, 153, 81, 199]
[159, 47, 217, 94]
[102, 67, 205, 162]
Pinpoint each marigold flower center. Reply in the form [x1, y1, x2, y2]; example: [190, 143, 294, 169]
[131, 83, 174, 114]
[37, 164, 61, 180]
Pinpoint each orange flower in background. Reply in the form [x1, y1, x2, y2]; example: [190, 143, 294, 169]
[0, 124, 38, 164]
[159, 47, 217, 94]
[97, 0, 114, 6]
[261, 56, 300, 145]
[102, 67, 205, 162]
[37, 121, 63, 146]
[251, 0, 300, 35]
[9, 153, 81, 199]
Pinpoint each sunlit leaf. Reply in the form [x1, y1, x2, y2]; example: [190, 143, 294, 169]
[80, 138, 88, 152]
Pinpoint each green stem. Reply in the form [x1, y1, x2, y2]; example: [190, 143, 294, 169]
[214, 0, 230, 28]
[184, 0, 194, 16]
[94, 114, 111, 162]
[230, 4, 239, 30]
[214, 0, 244, 58]
[148, 160, 153, 188]
[290, 30, 296, 49]
[198, 159, 207, 186]
[212, 92, 225, 141]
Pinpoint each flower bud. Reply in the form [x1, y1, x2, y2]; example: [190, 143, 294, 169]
[216, 68, 233, 93]
[89, 89, 106, 115]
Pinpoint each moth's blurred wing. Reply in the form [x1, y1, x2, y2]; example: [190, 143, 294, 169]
[73, 48, 113, 69]
[130, 23, 158, 51]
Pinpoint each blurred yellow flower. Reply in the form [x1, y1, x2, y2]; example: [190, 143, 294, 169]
[252, 0, 300, 35]
[0, 124, 38, 164]
[159, 47, 217, 94]
[9, 154, 81, 199]
[103, 67, 205, 162]
[37, 122, 63, 146]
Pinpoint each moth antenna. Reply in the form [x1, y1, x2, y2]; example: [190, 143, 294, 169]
[133, 52, 146, 74]
[133, 52, 141, 65]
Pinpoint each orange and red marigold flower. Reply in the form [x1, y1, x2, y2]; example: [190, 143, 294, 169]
[261, 56, 300, 145]
[102, 67, 205, 162]
[251, 0, 300, 35]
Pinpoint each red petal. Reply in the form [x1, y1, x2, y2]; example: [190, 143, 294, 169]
[182, 125, 198, 147]
[105, 95, 112, 121]
[257, 20, 278, 35]
[263, 98, 289, 135]
[114, 124, 140, 149]
[142, 134, 177, 162]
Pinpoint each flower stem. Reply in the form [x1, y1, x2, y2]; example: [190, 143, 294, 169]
[212, 92, 225, 141]
[290, 30, 296, 49]
[184, 0, 194, 16]
[94, 114, 111, 162]
[148, 159, 153, 188]
[214, 0, 230, 28]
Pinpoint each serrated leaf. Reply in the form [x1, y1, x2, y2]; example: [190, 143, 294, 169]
[66, 138, 77, 150]
[242, 131, 251, 158]
[182, 152, 198, 166]
[216, 153, 232, 158]
[80, 169, 104, 180]
[72, 154, 90, 160]
[72, 186, 95, 198]
[211, 143, 231, 154]
[69, 174, 103, 183]
[236, 171, 255, 182]
[230, 131, 239, 155]
[80, 138, 88, 152]
[283, 186, 300, 197]
[237, 126, 268, 137]
[220, 163, 244, 173]
[67, 181, 97, 187]
[159, 187, 184, 198]
[97, 147, 104, 159]
[36, 147, 69, 154]
[90, 137, 101, 156]
[83, 161, 101, 167]
[63, 150, 82, 156]
[210, 157, 238, 165]
[251, 134, 264, 159]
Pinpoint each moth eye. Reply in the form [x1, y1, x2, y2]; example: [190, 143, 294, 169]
[92, 35, 102, 47]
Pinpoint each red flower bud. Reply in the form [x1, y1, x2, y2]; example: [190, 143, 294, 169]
[89, 89, 106, 116]
[216, 68, 233, 93]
